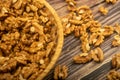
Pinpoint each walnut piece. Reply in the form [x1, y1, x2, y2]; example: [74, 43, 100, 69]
[89, 20, 101, 33]
[54, 65, 68, 80]
[112, 35, 120, 47]
[114, 23, 120, 34]
[73, 53, 92, 64]
[112, 53, 120, 69]
[89, 32, 104, 46]
[65, 0, 77, 11]
[80, 32, 90, 52]
[103, 26, 114, 36]
[99, 6, 108, 15]
[107, 70, 120, 80]
[91, 47, 104, 62]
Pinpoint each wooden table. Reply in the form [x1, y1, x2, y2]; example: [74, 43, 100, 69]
[45, 0, 120, 80]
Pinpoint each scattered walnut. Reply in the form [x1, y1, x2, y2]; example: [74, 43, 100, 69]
[65, 0, 77, 11]
[99, 6, 108, 15]
[81, 41, 90, 53]
[64, 23, 75, 36]
[73, 53, 92, 64]
[80, 33, 90, 52]
[89, 32, 104, 46]
[54, 65, 68, 80]
[89, 20, 101, 33]
[77, 5, 91, 14]
[112, 35, 120, 47]
[106, 0, 118, 4]
[74, 24, 87, 37]
[91, 47, 104, 62]
[112, 53, 120, 69]
[114, 23, 120, 34]
[107, 70, 120, 80]
[103, 26, 114, 36]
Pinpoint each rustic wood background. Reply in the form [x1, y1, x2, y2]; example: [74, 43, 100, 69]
[45, 0, 120, 80]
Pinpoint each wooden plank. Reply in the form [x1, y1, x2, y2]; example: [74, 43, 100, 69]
[44, 0, 120, 80]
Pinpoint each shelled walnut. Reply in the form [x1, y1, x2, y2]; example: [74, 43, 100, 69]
[112, 35, 120, 46]
[80, 32, 90, 53]
[89, 20, 101, 33]
[91, 47, 104, 62]
[54, 65, 68, 80]
[103, 26, 114, 37]
[114, 23, 120, 34]
[73, 53, 92, 64]
[99, 6, 108, 15]
[112, 53, 120, 69]
[89, 32, 104, 46]
[65, 0, 77, 11]
[107, 70, 120, 80]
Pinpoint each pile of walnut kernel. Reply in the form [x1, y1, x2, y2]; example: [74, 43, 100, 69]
[54, 0, 120, 80]
[62, 0, 115, 64]
[0, 0, 58, 80]
[62, 0, 120, 64]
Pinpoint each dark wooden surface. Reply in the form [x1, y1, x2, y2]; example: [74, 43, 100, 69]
[45, 0, 120, 80]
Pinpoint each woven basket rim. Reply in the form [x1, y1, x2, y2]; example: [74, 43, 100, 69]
[36, 0, 63, 80]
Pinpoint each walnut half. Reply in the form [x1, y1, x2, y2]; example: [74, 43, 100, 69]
[107, 70, 120, 80]
[91, 47, 104, 62]
[54, 65, 68, 80]
[99, 6, 108, 15]
[73, 53, 92, 64]
[112, 35, 120, 47]
[112, 53, 120, 69]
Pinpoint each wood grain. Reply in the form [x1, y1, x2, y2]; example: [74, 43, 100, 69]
[45, 0, 120, 80]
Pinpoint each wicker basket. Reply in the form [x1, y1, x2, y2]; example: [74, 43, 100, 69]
[36, 0, 63, 80]
[0, 0, 63, 79]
